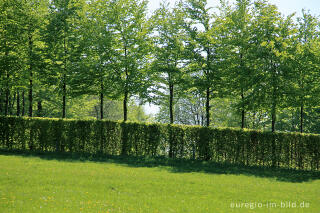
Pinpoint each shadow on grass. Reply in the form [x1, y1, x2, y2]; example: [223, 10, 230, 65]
[1, 149, 319, 183]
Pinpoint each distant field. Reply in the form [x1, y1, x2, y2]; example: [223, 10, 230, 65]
[0, 151, 319, 212]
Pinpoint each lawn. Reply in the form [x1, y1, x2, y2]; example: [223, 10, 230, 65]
[0, 151, 319, 212]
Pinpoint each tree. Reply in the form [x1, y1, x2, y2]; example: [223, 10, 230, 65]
[250, 1, 295, 132]
[184, 0, 221, 127]
[288, 10, 320, 133]
[151, 1, 186, 124]
[0, 0, 26, 116]
[108, 0, 150, 122]
[219, 0, 255, 128]
[43, 0, 85, 118]
[75, 0, 117, 120]
[21, 0, 48, 117]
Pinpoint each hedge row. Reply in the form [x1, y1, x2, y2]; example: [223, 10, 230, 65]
[0, 116, 319, 170]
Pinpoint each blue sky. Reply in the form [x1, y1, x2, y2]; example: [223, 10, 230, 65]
[148, 0, 320, 17]
[268, 0, 320, 16]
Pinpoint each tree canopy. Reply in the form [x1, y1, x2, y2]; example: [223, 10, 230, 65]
[1, 0, 320, 133]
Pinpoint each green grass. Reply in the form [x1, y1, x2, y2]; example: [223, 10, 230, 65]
[0, 151, 319, 212]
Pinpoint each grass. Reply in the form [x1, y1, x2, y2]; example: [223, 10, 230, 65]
[0, 150, 319, 212]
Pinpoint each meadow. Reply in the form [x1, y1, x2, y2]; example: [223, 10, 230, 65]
[0, 150, 319, 212]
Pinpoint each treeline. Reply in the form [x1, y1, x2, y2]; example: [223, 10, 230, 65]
[1, 0, 320, 133]
[1, 116, 319, 170]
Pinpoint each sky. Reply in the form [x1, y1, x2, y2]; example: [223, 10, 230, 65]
[144, 0, 320, 116]
[148, 0, 320, 17]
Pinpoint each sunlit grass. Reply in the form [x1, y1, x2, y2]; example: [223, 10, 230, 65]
[0, 151, 319, 212]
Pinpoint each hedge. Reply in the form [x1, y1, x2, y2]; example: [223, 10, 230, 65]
[0, 116, 319, 170]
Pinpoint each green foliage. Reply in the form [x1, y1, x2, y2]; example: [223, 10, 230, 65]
[107, 0, 151, 121]
[247, 1, 296, 131]
[72, 0, 117, 98]
[42, 0, 87, 117]
[150, 1, 187, 124]
[1, 0, 320, 135]
[183, 0, 222, 126]
[0, 0, 29, 115]
[217, 0, 255, 128]
[1, 116, 319, 170]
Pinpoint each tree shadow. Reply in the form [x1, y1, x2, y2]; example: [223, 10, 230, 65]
[1, 149, 319, 183]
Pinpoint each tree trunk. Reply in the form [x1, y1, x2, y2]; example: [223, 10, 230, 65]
[100, 81, 104, 120]
[123, 90, 128, 122]
[300, 104, 303, 133]
[205, 48, 212, 127]
[28, 34, 33, 117]
[37, 101, 42, 117]
[8, 94, 12, 115]
[94, 106, 99, 119]
[22, 90, 25, 116]
[0, 89, 3, 115]
[16, 90, 20, 116]
[271, 60, 276, 133]
[240, 53, 245, 129]
[123, 44, 128, 122]
[271, 105, 277, 166]
[206, 87, 210, 127]
[169, 83, 174, 124]
[271, 106, 276, 132]
[9, 92, 16, 115]
[5, 77, 9, 116]
[241, 109, 245, 129]
[201, 100, 205, 126]
[29, 76, 33, 117]
[62, 74, 66, 118]
[63, 35, 67, 119]
[4, 46, 9, 116]
[201, 114, 204, 126]
[241, 93, 245, 129]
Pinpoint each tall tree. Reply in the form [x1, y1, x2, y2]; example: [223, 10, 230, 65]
[151, 1, 186, 124]
[184, 0, 220, 127]
[21, 0, 48, 117]
[43, 0, 85, 118]
[109, 0, 150, 122]
[75, 0, 117, 120]
[251, 1, 294, 132]
[288, 10, 320, 133]
[219, 0, 254, 128]
[0, 0, 25, 116]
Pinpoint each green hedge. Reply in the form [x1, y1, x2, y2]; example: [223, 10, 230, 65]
[0, 116, 319, 170]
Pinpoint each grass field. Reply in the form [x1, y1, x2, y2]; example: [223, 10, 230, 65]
[0, 151, 319, 212]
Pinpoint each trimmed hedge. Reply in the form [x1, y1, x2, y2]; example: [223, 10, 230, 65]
[0, 116, 319, 170]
